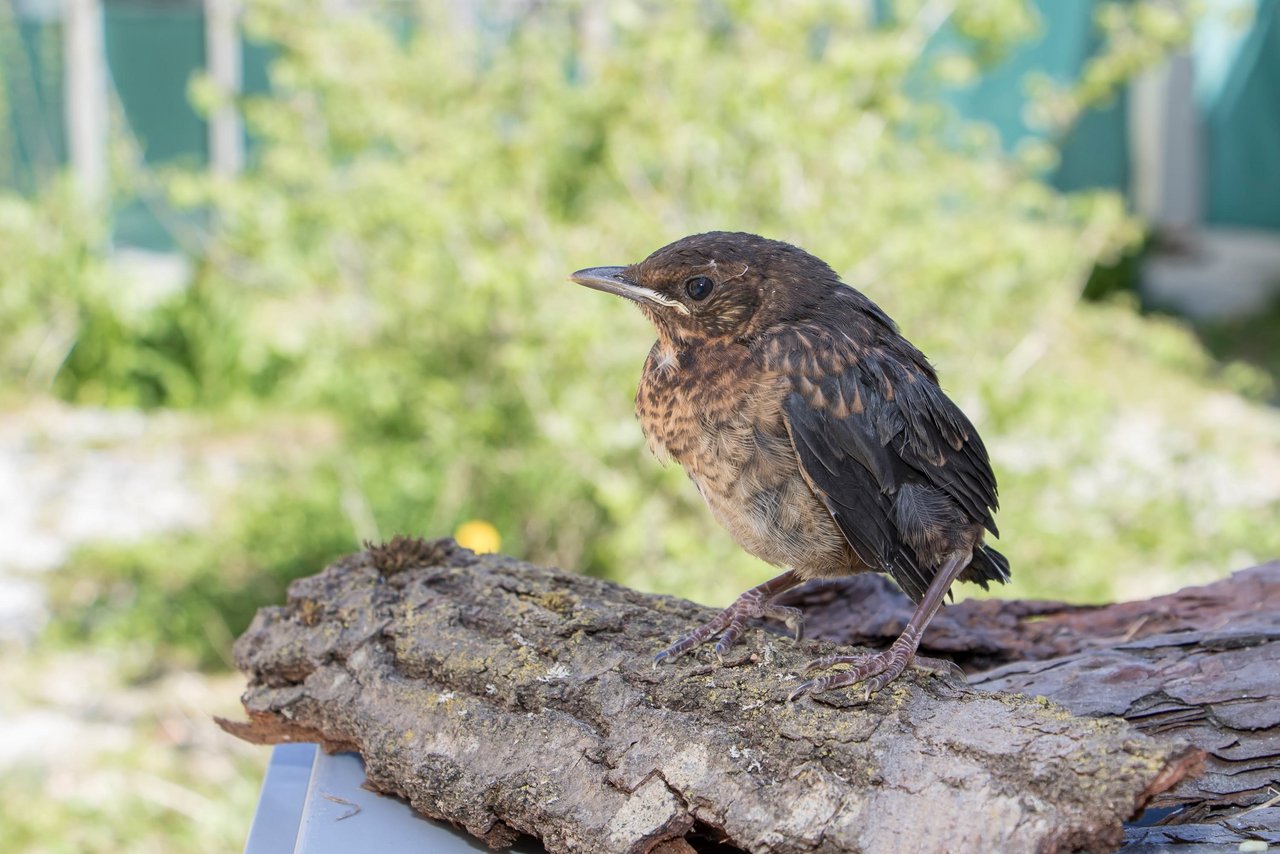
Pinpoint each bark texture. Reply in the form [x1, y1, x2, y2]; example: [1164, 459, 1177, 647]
[1122, 807, 1280, 851]
[221, 538, 1200, 854]
[789, 562, 1280, 821]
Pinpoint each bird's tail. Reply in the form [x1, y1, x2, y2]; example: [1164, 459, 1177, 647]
[965, 544, 1011, 588]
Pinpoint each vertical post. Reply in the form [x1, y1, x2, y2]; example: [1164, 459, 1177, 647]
[1156, 55, 1201, 232]
[205, 0, 243, 176]
[64, 0, 108, 205]
[1130, 54, 1201, 233]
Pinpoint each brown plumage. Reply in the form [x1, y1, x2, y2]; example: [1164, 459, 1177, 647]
[570, 231, 1009, 698]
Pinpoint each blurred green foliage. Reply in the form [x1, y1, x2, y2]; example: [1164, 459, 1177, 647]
[48, 464, 355, 671]
[1196, 294, 1280, 404]
[3, 0, 1278, 675]
[0, 179, 112, 394]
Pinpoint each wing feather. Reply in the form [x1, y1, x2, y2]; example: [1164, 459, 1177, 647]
[766, 320, 1002, 601]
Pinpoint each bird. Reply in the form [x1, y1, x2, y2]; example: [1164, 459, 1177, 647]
[570, 231, 1009, 699]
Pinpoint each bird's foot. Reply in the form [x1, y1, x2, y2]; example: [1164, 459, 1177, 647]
[654, 586, 803, 665]
[788, 636, 917, 702]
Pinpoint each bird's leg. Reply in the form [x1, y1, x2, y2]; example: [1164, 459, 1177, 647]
[655, 570, 804, 664]
[789, 550, 970, 701]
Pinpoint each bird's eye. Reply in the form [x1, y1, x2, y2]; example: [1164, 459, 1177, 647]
[684, 275, 715, 301]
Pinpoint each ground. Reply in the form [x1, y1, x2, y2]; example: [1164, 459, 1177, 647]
[0, 402, 263, 853]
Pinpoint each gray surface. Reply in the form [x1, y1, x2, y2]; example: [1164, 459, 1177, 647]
[246, 745, 543, 853]
[244, 743, 313, 854]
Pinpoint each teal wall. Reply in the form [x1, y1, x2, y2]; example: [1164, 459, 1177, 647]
[928, 0, 1280, 227]
[924, 0, 1129, 193]
[1197, 0, 1280, 230]
[1, 15, 66, 195]
[2, 1, 1278, 247]
[104, 2, 208, 249]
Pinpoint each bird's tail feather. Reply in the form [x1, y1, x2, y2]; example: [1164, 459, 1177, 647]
[965, 544, 1011, 588]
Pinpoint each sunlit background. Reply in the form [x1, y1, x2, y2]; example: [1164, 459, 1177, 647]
[2, 0, 1279, 849]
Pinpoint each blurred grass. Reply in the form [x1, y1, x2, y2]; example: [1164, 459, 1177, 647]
[0, 648, 263, 854]
[1196, 294, 1280, 404]
[47, 461, 356, 671]
[0, 749, 263, 854]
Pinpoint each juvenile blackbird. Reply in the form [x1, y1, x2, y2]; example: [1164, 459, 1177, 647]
[571, 232, 1010, 698]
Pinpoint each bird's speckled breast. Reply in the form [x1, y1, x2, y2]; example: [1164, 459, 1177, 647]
[634, 340, 856, 577]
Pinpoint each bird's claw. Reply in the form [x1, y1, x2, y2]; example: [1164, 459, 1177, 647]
[654, 581, 802, 665]
[803, 652, 852, 673]
[654, 615, 729, 665]
[788, 647, 912, 702]
[775, 606, 804, 642]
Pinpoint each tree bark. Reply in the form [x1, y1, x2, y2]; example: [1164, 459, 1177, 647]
[220, 538, 1201, 854]
[786, 562, 1280, 823]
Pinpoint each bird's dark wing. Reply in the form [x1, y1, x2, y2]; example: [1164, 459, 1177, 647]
[762, 317, 1000, 601]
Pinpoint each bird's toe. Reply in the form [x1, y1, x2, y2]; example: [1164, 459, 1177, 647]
[802, 652, 871, 673]
[791, 648, 911, 699]
[763, 603, 804, 641]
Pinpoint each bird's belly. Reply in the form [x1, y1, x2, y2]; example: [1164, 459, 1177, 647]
[699, 473, 851, 576]
[635, 350, 855, 577]
[683, 425, 854, 578]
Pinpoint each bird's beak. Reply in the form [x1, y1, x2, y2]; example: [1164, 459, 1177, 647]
[569, 266, 691, 315]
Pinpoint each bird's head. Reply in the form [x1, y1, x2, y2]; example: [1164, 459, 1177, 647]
[570, 232, 840, 345]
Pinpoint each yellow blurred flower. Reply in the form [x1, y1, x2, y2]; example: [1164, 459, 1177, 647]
[454, 519, 501, 554]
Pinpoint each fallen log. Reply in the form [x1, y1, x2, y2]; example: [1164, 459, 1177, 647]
[787, 563, 1280, 821]
[220, 537, 1198, 854]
